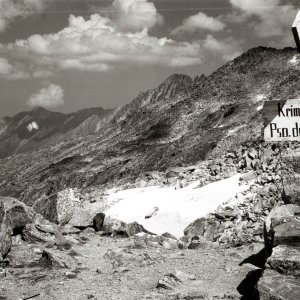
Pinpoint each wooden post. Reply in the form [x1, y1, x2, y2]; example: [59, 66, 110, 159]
[292, 11, 300, 53]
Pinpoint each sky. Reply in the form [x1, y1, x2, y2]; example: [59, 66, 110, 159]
[0, 0, 299, 117]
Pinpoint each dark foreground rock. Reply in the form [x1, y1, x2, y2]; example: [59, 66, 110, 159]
[257, 203, 300, 300]
[267, 245, 300, 278]
[101, 217, 148, 237]
[258, 269, 300, 300]
[0, 201, 12, 260]
[40, 249, 77, 269]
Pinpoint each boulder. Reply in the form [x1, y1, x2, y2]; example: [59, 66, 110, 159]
[40, 249, 76, 269]
[23, 223, 55, 243]
[241, 171, 257, 183]
[61, 224, 81, 235]
[267, 245, 300, 278]
[156, 273, 182, 290]
[125, 222, 148, 237]
[101, 217, 147, 237]
[258, 269, 300, 300]
[33, 188, 81, 224]
[213, 206, 241, 220]
[161, 238, 179, 250]
[54, 231, 73, 250]
[22, 212, 61, 243]
[273, 220, 300, 247]
[281, 156, 300, 206]
[6, 205, 32, 231]
[264, 204, 300, 233]
[1, 197, 33, 231]
[67, 207, 93, 228]
[0, 202, 12, 261]
[133, 232, 164, 248]
[186, 236, 214, 250]
[184, 217, 206, 237]
[264, 205, 300, 252]
[93, 213, 105, 231]
[102, 217, 128, 236]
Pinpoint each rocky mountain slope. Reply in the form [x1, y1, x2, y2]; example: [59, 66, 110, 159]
[1, 46, 300, 300]
[0, 46, 300, 215]
[0, 106, 114, 159]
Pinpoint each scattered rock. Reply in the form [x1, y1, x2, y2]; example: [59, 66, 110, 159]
[104, 248, 158, 270]
[65, 271, 77, 279]
[156, 273, 182, 290]
[175, 270, 196, 282]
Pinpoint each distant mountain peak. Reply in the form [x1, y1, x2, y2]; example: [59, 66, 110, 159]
[30, 106, 51, 116]
[31, 106, 48, 112]
[161, 74, 193, 86]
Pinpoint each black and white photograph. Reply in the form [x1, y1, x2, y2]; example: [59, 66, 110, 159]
[0, 0, 300, 299]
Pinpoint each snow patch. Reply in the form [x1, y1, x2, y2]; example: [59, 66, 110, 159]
[227, 124, 245, 135]
[289, 55, 298, 65]
[105, 174, 250, 237]
[26, 121, 39, 132]
[256, 105, 263, 111]
[255, 94, 266, 102]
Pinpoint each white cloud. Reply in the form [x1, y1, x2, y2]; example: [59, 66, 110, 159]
[0, 57, 29, 79]
[229, 0, 297, 41]
[172, 12, 226, 35]
[0, 0, 47, 32]
[0, 1, 244, 79]
[0, 57, 12, 75]
[27, 83, 64, 108]
[0, 13, 204, 78]
[112, 0, 163, 32]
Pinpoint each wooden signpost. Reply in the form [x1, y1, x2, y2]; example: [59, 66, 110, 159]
[263, 99, 300, 142]
[293, 11, 300, 53]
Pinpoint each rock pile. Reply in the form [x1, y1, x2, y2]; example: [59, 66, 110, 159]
[258, 204, 300, 300]
[184, 142, 287, 246]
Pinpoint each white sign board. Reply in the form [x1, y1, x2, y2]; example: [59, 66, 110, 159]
[263, 99, 300, 141]
[292, 11, 300, 52]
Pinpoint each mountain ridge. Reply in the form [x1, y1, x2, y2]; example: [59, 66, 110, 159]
[0, 46, 300, 218]
[0, 105, 115, 158]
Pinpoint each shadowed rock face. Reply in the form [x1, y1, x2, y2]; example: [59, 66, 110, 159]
[1, 47, 300, 215]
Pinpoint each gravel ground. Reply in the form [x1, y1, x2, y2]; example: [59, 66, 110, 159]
[0, 232, 263, 300]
